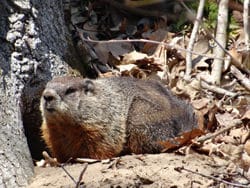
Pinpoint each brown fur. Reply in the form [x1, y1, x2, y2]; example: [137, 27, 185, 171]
[40, 76, 198, 162]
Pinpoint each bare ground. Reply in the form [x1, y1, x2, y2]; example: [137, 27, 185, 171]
[27, 152, 234, 188]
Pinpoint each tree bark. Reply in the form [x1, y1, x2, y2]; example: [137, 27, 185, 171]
[0, 0, 70, 187]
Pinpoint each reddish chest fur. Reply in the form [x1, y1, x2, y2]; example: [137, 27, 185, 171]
[42, 122, 119, 162]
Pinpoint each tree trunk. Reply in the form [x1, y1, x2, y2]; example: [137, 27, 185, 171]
[0, 0, 71, 187]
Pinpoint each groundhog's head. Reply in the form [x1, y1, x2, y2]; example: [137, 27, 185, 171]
[40, 76, 95, 124]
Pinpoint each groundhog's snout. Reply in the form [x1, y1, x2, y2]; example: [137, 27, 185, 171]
[42, 89, 58, 112]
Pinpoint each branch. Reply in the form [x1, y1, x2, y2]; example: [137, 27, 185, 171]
[230, 65, 250, 91]
[76, 163, 88, 188]
[195, 119, 242, 144]
[200, 79, 238, 97]
[77, 30, 225, 61]
[183, 0, 206, 79]
[211, 0, 229, 85]
[60, 164, 77, 185]
[177, 166, 250, 187]
[59, 162, 88, 187]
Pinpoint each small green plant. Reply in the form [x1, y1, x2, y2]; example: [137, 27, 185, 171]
[204, 1, 218, 29]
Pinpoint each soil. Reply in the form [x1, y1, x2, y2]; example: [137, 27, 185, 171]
[27, 152, 232, 188]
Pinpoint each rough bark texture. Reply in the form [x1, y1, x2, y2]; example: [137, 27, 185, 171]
[0, 0, 70, 187]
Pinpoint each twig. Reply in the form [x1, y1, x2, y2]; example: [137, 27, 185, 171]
[77, 30, 225, 61]
[177, 166, 250, 188]
[211, 0, 229, 85]
[184, 0, 205, 79]
[195, 119, 242, 144]
[60, 163, 77, 185]
[200, 79, 238, 97]
[76, 163, 88, 188]
[75, 158, 100, 164]
[107, 157, 121, 170]
[230, 65, 250, 92]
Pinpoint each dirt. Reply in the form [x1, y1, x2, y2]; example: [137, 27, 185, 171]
[27, 152, 233, 188]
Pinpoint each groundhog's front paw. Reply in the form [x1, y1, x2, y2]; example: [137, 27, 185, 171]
[36, 151, 59, 167]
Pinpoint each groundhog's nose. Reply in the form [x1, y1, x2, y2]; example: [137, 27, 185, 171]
[43, 90, 56, 102]
[42, 90, 58, 112]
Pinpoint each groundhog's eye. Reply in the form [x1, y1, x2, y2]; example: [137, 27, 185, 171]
[65, 87, 77, 95]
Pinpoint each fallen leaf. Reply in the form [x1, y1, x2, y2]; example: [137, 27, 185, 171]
[215, 112, 236, 126]
[160, 128, 204, 152]
[121, 51, 148, 65]
[242, 109, 250, 121]
[142, 29, 168, 54]
[244, 140, 250, 156]
[192, 98, 210, 110]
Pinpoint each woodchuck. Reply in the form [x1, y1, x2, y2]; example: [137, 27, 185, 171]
[40, 76, 199, 162]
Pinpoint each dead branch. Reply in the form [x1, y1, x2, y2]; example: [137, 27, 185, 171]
[76, 163, 88, 188]
[183, 0, 205, 79]
[58, 161, 88, 187]
[177, 166, 250, 187]
[200, 79, 237, 97]
[77, 30, 225, 61]
[60, 164, 77, 185]
[195, 119, 242, 144]
[75, 158, 100, 164]
[230, 65, 250, 91]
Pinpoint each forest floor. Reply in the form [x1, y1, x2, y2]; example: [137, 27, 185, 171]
[28, 152, 235, 188]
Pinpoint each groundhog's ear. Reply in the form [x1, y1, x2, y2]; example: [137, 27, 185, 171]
[83, 79, 95, 95]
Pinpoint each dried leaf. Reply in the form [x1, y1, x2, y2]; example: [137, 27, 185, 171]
[192, 98, 210, 110]
[117, 64, 137, 72]
[215, 112, 236, 126]
[121, 51, 148, 65]
[242, 109, 250, 121]
[95, 42, 134, 64]
[173, 79, 199, 100]
[142, 29, 168, 54]
[218, 143, 244, 161]
[244, 140, 250, 156]
[160, 128, 204, 152]
[241, 152, 250, 170]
